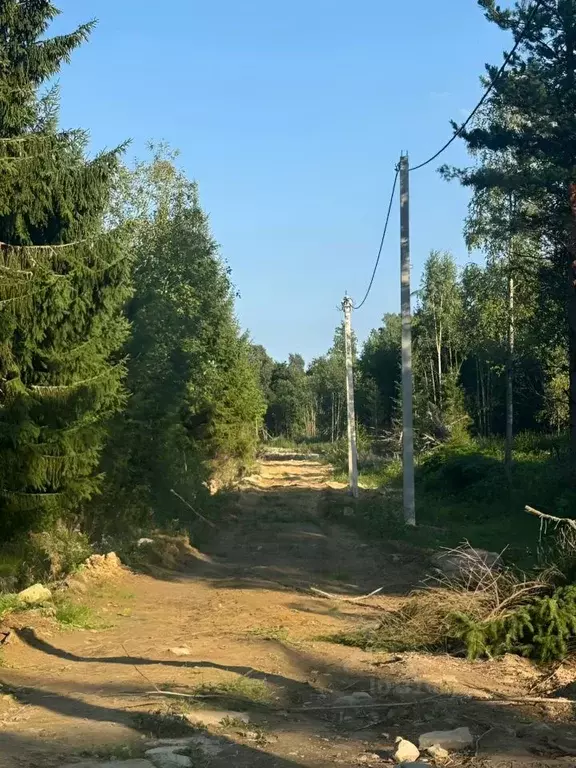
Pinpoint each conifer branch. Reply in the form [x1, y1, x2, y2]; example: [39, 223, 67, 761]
[29, 361, 127, 393]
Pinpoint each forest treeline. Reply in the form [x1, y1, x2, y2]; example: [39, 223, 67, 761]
[0, 2, 265, 566]
[260, 0, 576, 463]
[258, 248, 566, 449]
[3, 0, 576, 587]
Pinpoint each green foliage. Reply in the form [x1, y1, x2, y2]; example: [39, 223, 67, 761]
[415, 251, 466, 408]
[52, 598, 100, 629]
[26, 522, 92, 581]
[0, 593, 23, 620]
[0, 2, 131, 536]
[132, 710, 194, 738]
[419, 442, 505, 497]
[328, 433, 573, 569]
[97, 146, 264, 532]
[453, 586, 576, 662]
[266, 354, 315, 439]
[0, 522, 92, 590]
[356, 313, 401, 432]
[447, 0, 576, 445]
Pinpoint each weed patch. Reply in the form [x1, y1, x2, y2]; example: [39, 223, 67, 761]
[248, 625, 290, 642]
[325, 435, 576, 568]
[0, 594, 24, 621]
[192, 676, 274, 707]
[49, 598, 108, 630]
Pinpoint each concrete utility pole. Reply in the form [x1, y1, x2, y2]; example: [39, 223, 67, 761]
[505, 272, 515, 478]
[342, 295, 359, 498]
[505, 194, 515, 481]
[400, 154, 416, 525]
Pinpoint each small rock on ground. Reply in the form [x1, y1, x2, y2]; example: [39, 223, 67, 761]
[400, 764, 430, 768]
[426, 744, 449, 760]
[17, 583, 52, 605]
[185, 734, 223, 756]
[394, 738, 420, 763]
[168, 646, 192, 656]
[145, 735, 224, 759]
[334, 691, 373, 706]
[419, 727, 473, 751]
[145, 747, 192, 768]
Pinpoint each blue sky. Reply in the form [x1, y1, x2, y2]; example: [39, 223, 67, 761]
[53, 0, 511, 363]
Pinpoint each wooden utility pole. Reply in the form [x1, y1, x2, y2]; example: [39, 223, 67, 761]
[342, 295, 359, 498]
[400, 154, 416, 525]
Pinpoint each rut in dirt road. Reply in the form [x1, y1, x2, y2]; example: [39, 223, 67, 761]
[202, 454, 418, 596]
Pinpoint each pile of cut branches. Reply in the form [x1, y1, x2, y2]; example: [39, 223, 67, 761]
[330, 545, 555, 657]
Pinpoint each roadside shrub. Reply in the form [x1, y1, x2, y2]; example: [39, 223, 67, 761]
[27, 522, 93, 582]
[419, 444, 504, 496]
[454, 585, 576, 661]
[0, 522, 93, 590]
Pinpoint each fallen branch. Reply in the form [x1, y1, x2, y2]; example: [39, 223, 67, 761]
[292, 693, 576, 713]
[122, 643, 161, 693]
[475, 727, 496, 757]
[525, 505, 576, 530]
[486, 696, 575, 705]
[142, 690, 201, 699]
[291, 694, 449, 711]
[310, 586, 385, 603]
[170, 489, 216, 528]
[527, 660, 565, 694]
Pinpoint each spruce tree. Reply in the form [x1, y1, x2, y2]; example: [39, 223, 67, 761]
[100, 148, 264, 529]
[0, 2, 131, 536]
[449, 0, 576, 451]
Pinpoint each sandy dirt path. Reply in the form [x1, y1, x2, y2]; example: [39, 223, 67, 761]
[0, 454, 574, 768]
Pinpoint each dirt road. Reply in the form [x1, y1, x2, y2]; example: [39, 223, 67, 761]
[0, 454, 575, 768]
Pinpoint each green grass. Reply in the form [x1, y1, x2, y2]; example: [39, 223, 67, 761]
[325, 433, 574, 570]
[261, 437, 334, 456]
[0, 554, 23, 590]
[51, 598, 108, 630]
[0, 594, 24, 620]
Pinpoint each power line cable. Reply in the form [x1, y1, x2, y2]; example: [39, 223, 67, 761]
[409, 0, 545, 172]
[353, 166, 399, 310]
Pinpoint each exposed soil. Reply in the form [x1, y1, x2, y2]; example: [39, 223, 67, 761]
[1, 454, 576, 768]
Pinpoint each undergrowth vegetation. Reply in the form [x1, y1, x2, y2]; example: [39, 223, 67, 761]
[324, 433, 572, 566]
[50, 599, 102, 630]
[325, 546, 576, 661]
[322, 432, 576, 662]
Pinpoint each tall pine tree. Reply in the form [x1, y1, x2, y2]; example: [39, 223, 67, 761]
[0, 2, 131, 536]
[450, 0, 576, 451]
